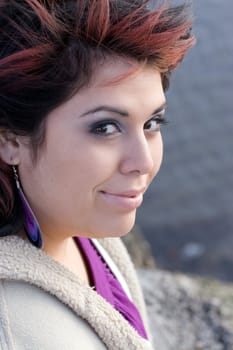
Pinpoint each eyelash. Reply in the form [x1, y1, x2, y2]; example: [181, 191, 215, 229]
[89, 115, 168, 136]
[144, 115, 168, 131]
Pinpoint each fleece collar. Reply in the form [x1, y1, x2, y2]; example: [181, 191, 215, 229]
[0, 236, 153, 350]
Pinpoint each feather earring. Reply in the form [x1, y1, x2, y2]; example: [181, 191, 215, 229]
[12, 166, 43, 249]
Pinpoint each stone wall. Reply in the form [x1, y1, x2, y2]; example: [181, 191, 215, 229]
[139, 269, 233, 350]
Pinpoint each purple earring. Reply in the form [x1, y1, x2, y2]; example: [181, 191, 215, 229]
[13, 166, 43, 249]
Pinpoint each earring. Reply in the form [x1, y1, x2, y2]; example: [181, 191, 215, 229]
[12, 166, 43, 249]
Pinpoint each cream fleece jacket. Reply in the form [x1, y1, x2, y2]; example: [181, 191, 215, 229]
[0, 236, 154, 350]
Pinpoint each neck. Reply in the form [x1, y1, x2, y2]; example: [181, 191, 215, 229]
[18, 227, 92, 285]
[43, 232, 92, 286]
[43, 233, 72, 260]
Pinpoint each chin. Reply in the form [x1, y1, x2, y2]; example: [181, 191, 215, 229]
[92, 213, 137, 239]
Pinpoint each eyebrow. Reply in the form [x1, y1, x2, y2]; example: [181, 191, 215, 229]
[80, 102, 167, 118]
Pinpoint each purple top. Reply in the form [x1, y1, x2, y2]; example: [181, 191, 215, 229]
[75, 237, 148, 340]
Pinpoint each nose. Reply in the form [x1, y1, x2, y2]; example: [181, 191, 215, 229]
[120, 132, 157, 175]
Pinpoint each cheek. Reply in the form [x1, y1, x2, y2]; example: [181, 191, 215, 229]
[45, 143, 119, 194]
[151, 133, 163, 177]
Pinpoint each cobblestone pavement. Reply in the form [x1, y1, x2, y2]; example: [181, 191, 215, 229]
[136, 0, 233, 281]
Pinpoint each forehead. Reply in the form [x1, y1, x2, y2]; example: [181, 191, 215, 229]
[72, 58, 165, 110]
[90, 57, 160, 87]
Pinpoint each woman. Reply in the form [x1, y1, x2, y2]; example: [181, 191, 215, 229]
[0, 1, 195, 349]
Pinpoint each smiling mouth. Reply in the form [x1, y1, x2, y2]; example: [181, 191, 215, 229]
[99, 190, 144, 210]
[101, 187, 146, 197]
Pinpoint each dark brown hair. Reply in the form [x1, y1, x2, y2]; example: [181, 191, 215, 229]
[0, 0, 195, 235]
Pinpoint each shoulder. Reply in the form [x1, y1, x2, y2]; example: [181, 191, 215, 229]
[0, 279, 106, 350]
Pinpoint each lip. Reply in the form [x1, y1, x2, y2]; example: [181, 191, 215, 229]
[99, 189, 145, 211]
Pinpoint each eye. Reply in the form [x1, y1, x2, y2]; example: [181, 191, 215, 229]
[89, 120, 121, 136]
[144, 113, 168, 132]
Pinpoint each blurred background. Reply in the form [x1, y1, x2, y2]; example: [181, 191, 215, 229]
[136, 0, 233, 281]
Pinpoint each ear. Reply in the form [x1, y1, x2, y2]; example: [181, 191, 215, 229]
[0, 131, 21, 165]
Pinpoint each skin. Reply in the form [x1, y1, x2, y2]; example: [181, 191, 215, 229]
[0, 58, 166, 280]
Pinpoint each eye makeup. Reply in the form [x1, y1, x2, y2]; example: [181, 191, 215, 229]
[86, 106, 168, 137]
[89, 119, 121, 136]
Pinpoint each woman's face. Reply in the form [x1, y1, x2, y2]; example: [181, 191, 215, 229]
[18, 59, 165, 240]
